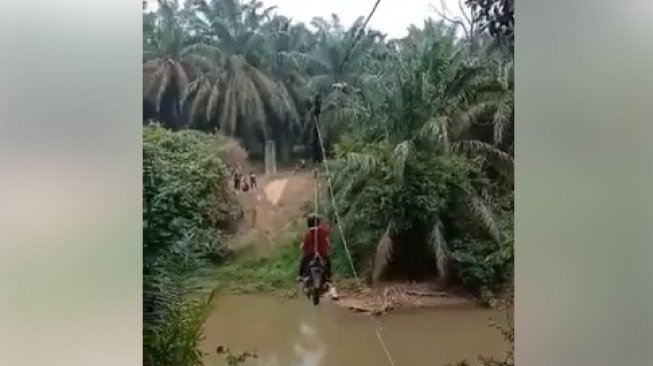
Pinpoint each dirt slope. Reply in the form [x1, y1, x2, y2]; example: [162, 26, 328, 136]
[229, 170, 315, 255]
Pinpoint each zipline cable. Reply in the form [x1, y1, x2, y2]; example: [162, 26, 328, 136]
[335, 0, 383, 79]
[313, 113, 396, 366]
[308, 0, 397, 364]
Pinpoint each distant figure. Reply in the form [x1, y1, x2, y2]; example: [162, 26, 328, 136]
[294, 159, 306, 175]
[249, 171, 257, 190]
[239, 186, 256, 228]
[233, 170, 241, 191]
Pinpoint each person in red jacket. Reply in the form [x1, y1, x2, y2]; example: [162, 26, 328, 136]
[298, 213, 332, 283]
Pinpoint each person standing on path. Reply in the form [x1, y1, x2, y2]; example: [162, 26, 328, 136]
[239, 184, 256, 228]
[249, 171, 257, 190]
[233, 169, 241, 191]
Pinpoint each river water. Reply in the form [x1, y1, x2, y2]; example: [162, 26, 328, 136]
[201, 295, 510, 366]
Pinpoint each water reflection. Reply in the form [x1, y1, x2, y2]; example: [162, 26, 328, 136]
[293, 322, 326, 366]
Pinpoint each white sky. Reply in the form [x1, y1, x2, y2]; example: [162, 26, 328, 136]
[262, 0, 467, 38]
[144, 0, 468, 39]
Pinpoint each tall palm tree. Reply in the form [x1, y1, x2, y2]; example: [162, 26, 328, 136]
[143, 0, 213, 128]
[181, 0, 299, 157]
[328, 35, 505, 283]
[257, 17, 319, 161]
[299, 16, 385, 162]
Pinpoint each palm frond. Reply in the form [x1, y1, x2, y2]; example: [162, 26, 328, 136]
[428, 219, 449, 282]
[155, 61, 173, 111]
[493, 95, 513, 145]
[172, 61, 189, 92]
[392, 140, 412, 182]
[451, 140, 513, 176]
[462, 194, 501, 243]
[244, 63, 289, 122]
[218, 86, 234, 134]
[371, 222, 394, 282]
[205, 78, 222, 121]
[143, 59, 165, 99]
[417, 116, 450, 148]
[180, 76, 202, 110]
[342, 152, 383, 175]
[189, 78, 211, 124]
[210, 17, 237, 53]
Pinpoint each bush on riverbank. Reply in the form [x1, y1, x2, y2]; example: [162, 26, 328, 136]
[143, 125, 240, 366]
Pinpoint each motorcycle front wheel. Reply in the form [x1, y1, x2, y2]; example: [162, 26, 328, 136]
[311, 287, 320, 305]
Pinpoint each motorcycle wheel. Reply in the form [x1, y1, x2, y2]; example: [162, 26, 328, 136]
[312, 287, 320, 305]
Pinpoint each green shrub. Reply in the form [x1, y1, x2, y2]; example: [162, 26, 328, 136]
[449, 213, 513, 295]
[144, 293, 210, 366]
[144, 125, 238, 263]
[143, 126, 239, 366]
[212, 225, 302, 294]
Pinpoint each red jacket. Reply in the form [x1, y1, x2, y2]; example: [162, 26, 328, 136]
[302, 224, 330, 258]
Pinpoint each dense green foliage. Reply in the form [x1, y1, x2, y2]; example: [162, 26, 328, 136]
[143, 0, 514, 364]
[143, 126, 238, 263]
[144, 0, 514, 294]
[143, 125, 239, 366]
[322, 24, 513, 293]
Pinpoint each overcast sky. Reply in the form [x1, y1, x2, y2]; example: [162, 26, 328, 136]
[262, 0, 467, 38]
[145, 0, 469, 39]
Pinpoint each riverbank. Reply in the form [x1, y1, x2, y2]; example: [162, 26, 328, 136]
[187, 237, 514, 316]
[186, 167, 512, 316]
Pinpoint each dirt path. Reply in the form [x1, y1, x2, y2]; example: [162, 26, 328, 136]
[229, 169, 315, 255]
[225, 167, 495, 314]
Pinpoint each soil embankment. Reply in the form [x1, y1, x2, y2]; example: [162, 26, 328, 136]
[226, 168, 484, 314]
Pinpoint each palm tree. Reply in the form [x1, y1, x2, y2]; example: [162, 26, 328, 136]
[181, 0, 299, 158]
[328, 35, 505, 283]
[143, 0, 214, 129]
[256, 17, 319, 161]
[299, 16, 385, 162]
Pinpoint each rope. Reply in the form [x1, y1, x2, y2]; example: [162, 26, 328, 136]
[314, 169, 319, 254]
[335, 0, 383, 79]
[311, 0, 383, 109]
[309, 1, 397, 364]
[313, 114, 397, 366]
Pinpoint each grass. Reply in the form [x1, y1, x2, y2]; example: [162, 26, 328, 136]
[212, 241, 299, 295]
[186, 217, 362, 300]
[185, 219, 305, 298]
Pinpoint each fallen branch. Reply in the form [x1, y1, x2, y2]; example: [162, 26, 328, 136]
[406, 290, 449, 297]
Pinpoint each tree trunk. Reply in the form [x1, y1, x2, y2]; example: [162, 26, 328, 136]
[311, 126, 322, 163]
[279, 133, 292, 166]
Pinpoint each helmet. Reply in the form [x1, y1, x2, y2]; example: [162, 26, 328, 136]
[306, 213, 322, 228]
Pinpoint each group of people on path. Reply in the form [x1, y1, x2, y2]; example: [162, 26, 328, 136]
[232, 167, 257, 192]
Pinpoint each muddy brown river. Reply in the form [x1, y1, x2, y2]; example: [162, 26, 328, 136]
[201, 295, 510, 366]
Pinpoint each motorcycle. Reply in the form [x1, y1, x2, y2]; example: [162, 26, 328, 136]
[302, 255, 329, 305]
